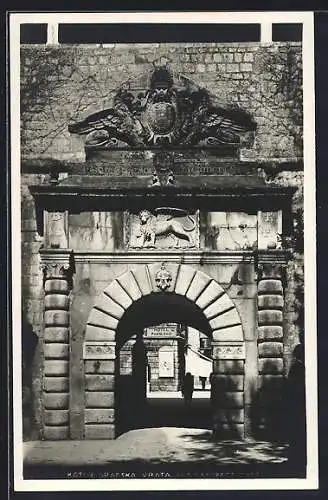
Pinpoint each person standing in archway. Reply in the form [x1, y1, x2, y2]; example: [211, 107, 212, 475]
[182, 372, 194, 405]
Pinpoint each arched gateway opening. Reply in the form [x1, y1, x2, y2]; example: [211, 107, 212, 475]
[83, 263, 245, 440]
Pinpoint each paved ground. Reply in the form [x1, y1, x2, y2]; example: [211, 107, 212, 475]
[24, 427, 288, 467]
[23, 394, 304, 479]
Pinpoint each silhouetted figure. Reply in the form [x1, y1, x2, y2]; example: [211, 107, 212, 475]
[286, 343, 306, 473]
[182, 372, 194, 405]
[200, 376, 206, 390]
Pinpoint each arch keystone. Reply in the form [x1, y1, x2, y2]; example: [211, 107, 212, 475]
[148, 263, 180, 293]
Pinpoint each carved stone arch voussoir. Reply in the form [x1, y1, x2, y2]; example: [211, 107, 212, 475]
[85, 264, 244, 344]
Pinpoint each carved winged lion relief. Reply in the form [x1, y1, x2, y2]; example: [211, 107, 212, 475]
[68, 66, 256, 151]
[127, 208, 199, 249]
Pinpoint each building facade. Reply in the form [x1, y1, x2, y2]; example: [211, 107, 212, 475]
[20, 41, 304, 442]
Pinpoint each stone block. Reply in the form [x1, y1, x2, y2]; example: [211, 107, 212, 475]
[240, 62, 252, 72]
[131, 266, 152, 296]
[258, 310, 283, 325]
[214, 408, 244, 423]
[105, 279, 133, 309]
[94, 294, 125, 320]
[213, 360, 245, 374]
[44, 360, 69, 376]
[174, 265, 196, 296]
[45, 294, 69, 310]
[214, 391, 244, 408]
[209, 308, 241, 330]
[117, 271, 142, 301]
[203, 293, 234, 320]
[84, 360, 115, 374]
[44, 327, 69, 343]
[258, 375, 285, 391]
[85, 409, 115, 424]
[44, 310, 70, 327]
[44, 393, 69, 409]
[259, 358, 284, 374]
[243, 52, 254, 62]
[43, 343, 69, 359]
[44, 410, 69, 425]
[258, 280, 283, 294]
[212, 324, 243, 342]
[45, 279, 69, 294]
[258, 342, 283, 358]
[85, 324, 115, 342]
[44, 376, 69, 392]
[212, 375, 244, 391]
[88, 308, 119, 330]
[196, 281, 224, 310]
[258, 295, 283, 310]
[258, 326, 283, 341]
[85, 374, 115, 391]
[186, 271, 211, 301]
[85, 391, 115, 408]
[85, 424, 115, 439]
[43, 426, 69, 440]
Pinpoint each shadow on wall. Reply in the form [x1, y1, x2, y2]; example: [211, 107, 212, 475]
[22, 316, 38, 441]
[251, 343, 306, 473]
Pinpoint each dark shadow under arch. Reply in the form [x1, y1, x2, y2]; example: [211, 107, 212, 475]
[116, 292, 212, 350]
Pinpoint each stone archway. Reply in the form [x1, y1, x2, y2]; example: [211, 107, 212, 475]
[83, 263, 245, 439]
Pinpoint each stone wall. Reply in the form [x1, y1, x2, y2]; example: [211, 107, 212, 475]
[21, 42, 302, 163]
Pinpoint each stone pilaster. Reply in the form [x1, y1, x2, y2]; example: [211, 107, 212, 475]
[257, 262, 285, 438]
[41, 251, 74, 440]
[212, 342, 246, 439]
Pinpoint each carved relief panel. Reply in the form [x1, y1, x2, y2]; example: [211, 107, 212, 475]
[44, 211, 68, 249]
[206, 212, 257, 251]
[125, 208, 199, 249]
[257, 211, 282, 250]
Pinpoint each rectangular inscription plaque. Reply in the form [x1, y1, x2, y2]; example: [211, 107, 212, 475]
[83, 342, 115, 360]
[144, 323, 179, 337]
[213, 343, 246, 360]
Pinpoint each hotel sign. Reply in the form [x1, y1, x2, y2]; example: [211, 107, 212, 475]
[145, 323, 179, 337]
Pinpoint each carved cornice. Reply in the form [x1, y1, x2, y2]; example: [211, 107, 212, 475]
[71, 249, 290, 265]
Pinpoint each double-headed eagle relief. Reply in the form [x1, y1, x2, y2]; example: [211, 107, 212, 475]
[68, 66, 256, 150]
[126, 208, 199, 249]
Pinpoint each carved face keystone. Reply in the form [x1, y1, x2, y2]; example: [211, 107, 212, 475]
[155, 264, 172, 291]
